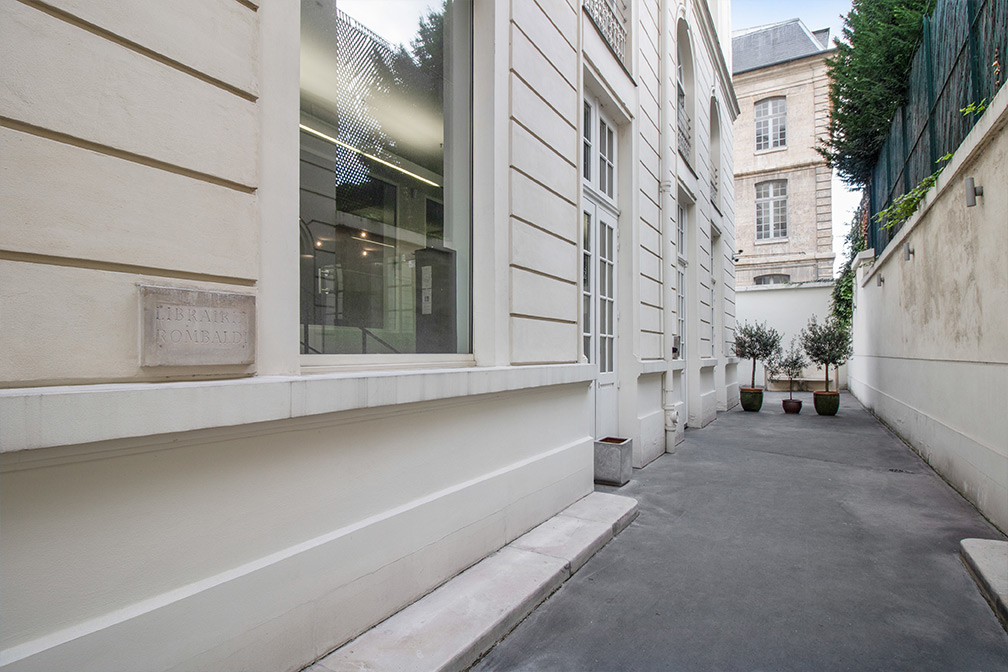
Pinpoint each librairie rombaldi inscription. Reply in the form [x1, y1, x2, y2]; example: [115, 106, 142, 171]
[140, 285, 255, 366]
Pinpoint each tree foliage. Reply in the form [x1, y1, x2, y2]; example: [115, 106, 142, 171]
[818, 0, 936, 186]
[830, 207, 867, 327]
[369, 2, 446, 172]
[734, 321, 782, 389]
[801, 315, 853, 393]
[766, 338, 810, 400]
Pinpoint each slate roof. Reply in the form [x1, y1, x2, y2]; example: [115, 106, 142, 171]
[732, 19, 831, 74]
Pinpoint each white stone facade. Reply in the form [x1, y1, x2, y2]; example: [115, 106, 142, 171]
[0, 2, 737, 670]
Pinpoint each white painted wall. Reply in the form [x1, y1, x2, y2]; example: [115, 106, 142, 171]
[674, 0, 740, 433]
[509, 0, 580, 365]
[850, 87, 1008, 533]
[0, 0, 260, 387]
[735, 281, 848, 391]
[0, 384, 592, 672]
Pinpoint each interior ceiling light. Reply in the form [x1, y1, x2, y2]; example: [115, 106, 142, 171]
[352, 235, 392, 248]
[299, 123, 441, 188]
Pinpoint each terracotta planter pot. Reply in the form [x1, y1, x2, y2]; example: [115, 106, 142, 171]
[782, 398, 802, 414]
[739, 387, 763, 412]
[813, 391, 840, 416]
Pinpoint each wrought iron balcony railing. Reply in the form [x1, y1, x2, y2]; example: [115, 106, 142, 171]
[584, 0, 628, 69]
[677, 93, 692, 160]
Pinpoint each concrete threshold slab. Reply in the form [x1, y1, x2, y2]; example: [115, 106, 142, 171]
[308, 492, 638, 672]
[960, 538, 1008, 632]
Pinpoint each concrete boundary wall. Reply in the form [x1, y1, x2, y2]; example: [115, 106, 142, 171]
[850, 85, 1008, 533]
[735, 281, 848, 391]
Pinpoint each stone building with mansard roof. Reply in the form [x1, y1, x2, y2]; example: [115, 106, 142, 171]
[731, 18, 835, 287]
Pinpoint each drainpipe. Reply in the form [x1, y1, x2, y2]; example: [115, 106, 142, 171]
[659, 0, 678, 452]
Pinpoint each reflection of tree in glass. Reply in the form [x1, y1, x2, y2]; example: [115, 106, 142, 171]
[315, 3, 447, 220]
[368, 2, 446, 174]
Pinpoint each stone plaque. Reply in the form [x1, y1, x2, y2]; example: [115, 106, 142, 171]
[140, 285, 255, 367]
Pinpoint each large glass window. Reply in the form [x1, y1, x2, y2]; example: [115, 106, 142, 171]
[300, 1, 472, 355]
[754, 97, 786, 151]
[755, 180, 787, 240]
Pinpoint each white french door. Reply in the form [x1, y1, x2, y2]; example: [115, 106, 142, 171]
[583, 198, 618, 438]
[676, 202, 689, 418]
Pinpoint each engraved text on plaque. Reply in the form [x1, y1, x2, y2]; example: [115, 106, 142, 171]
[140, 285, 255, 366]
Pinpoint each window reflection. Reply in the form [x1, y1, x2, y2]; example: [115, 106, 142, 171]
[300, 0, 472, 355]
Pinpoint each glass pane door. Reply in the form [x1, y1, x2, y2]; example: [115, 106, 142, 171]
[598, 213, 615, 376]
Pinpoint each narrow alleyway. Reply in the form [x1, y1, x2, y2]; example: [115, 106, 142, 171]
[473, 392, 1008, 671]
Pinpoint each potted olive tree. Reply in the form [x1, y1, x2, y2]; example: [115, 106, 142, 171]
[800, 315, 853, 416]
[733, 321, 782, 412]
[767, 338, 809, 414]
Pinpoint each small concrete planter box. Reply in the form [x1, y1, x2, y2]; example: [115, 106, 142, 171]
[594, 437, 633, 486]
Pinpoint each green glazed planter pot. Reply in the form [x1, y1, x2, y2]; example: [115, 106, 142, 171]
[740, 387, 763, 412]
[813, 391, 840, 416]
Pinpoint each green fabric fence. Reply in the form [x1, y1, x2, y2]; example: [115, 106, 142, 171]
[868, 0, 1006, 254]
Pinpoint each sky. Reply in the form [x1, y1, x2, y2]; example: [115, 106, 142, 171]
[731, 0, 852, 49]
[339, 1, 434, 49]
[732, 0, 861, 274]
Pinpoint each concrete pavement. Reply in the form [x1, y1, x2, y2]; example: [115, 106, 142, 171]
[307, 492, 638, 672]
[474, 391, 1008, 671]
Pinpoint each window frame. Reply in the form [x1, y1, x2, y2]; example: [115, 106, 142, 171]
[754, 274, 791, 286]
[754, 179, 788, 242]
[676, 202, 687, 260]
[582, 96, 618, 205]
[675, 202, 688, 361]
[297, 0, 476, 368]
[754, 96, 787, 152]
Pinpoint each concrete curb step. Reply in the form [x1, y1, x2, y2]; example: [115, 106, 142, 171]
[307, 491, 639, 672]
[960, 538, 1008, 632]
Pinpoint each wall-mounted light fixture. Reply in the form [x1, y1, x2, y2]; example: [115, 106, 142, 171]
[903, 242, 915, 261]
[877, 274, 885, 287]
[965, 177, 984, 207]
